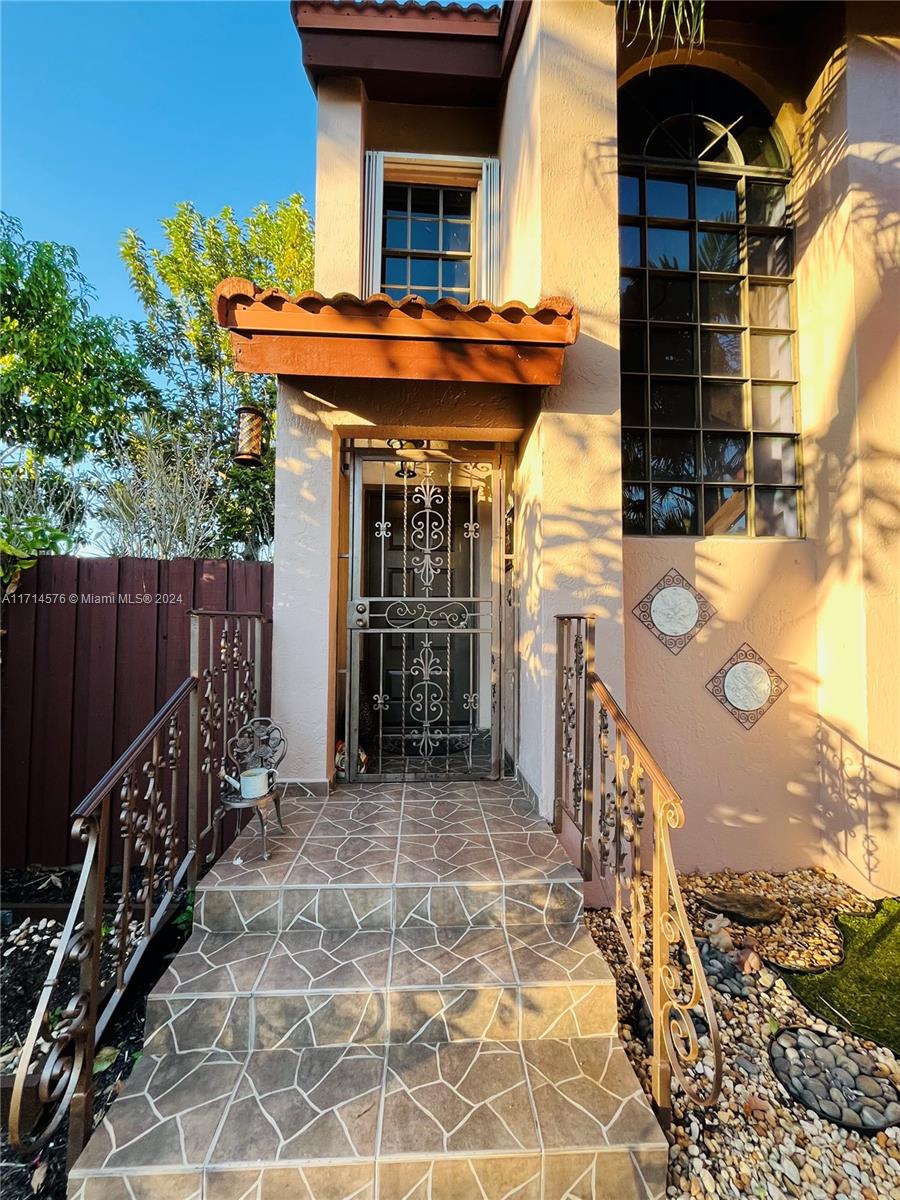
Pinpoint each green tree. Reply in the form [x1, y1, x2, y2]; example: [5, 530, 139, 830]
[0, 214, 153, 461]
[618, 0, 705, 56]
[120, 196, 314, 557]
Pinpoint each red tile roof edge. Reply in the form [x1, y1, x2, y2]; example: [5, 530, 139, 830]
[214, 277, 579, 339]
[293, 0, 502, 25]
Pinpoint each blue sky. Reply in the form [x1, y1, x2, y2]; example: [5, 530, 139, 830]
[1, 0, 318, 321]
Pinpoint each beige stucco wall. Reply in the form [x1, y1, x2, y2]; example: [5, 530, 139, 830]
[313, 77, 365, 295]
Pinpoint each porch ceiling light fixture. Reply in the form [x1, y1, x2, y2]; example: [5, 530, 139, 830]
[212, 280, 580, 386]
[234, 403, 266, 467]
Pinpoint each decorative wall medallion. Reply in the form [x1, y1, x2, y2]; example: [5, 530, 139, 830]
[706, 643, 787, 729]
[632, 568, 716, 654]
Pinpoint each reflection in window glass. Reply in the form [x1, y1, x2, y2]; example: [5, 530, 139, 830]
[652, 485, 699, 534]
[381, 183, 473, 301]
[648, 227, 692, 270]
[620, 274, 645, 319]
[651, 431, 698, 480]
[748, 233, 792, 275]
[749, 284, 791, 328]
[752, 385, 794, 432]
[754, 436, 797, 485]
[620, 225, 643, 267]
[649, 275, 695, 321]
[650, 326, 695, 373]
[704, 486, 747, 534]
[703, 433, 748, 481]
[619, 174, 641, 216]
[621, 324, 646, 372]
[623, 484, 649, 534]
[622, 377, 647, 425]
[703, 383, 746, 429]
[750, 333, 793, 379]
[747, 182, 787, 226]
[650, 379, 696, 427]
[756, 488, 799, 536]
[696, 180, 738, 222]
[646, 177, 689, 218]
[701, 279, 741, 325]
[701, 330, 743, 376]
[622, 430, 648, 478]
[697, 229, 740, 273]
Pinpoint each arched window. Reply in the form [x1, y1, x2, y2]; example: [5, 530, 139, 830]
[618, 68, 801, 537]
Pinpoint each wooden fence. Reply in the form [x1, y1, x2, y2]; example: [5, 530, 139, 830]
[1, 556, 273, 869]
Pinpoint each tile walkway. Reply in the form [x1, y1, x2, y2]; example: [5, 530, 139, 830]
[70, 783, 666, 1199]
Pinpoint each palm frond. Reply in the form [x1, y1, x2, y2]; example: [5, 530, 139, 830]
[618, 0, 706, 57]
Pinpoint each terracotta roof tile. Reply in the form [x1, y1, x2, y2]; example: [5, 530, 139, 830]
[294, 1, 502, 27]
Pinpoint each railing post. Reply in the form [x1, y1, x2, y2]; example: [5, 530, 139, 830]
[581, 617, 596, 879]
[553, 616, 567, 834]
[187, 613, 201, 888]
[651, 783, 673, 1127]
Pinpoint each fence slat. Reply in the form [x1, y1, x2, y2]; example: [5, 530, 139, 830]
[0, 558, 273, 869]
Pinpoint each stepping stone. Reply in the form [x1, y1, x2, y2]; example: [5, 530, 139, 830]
[698, 889, 786, 924]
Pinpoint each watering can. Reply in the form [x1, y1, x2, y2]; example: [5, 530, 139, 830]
[222, 766, 274, 800]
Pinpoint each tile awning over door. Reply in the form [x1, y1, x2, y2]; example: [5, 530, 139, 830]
[213, 279, 579, 385]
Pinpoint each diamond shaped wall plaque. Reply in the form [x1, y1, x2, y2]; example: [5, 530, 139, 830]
[632, 568, 716, 655]
[706, 643, 788, 729]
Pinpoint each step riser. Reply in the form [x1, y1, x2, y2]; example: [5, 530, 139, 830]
[70, 1148, 668, 1200]
[196, 881, 584, 933]
[145, 983, 618, 1052]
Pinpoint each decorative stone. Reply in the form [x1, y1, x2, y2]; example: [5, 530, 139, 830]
[706, 643, 788, 729]
[699, 889, 787, 925]
[632, 568, 716, 655]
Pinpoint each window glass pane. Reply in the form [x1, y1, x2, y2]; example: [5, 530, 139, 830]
[383, 258, 407, 287]
[622, 430, 647, 478]
[696, 180, 738, 222]
[701, 329, 744, 376]
[621, 324, 646, 372]
[383, 286, 408, 301]
[756, 488, 799, 536]
[754, 436, 797, 485]
[623, 484, 649, 534]
[410, 220, 439, 251]
[441, 259, 469, 291]
[647, 226, 692, 270]
[700, 279, 742, 324]
[747, 182, 787, 226]
[748, 233, 792, 275]
[751, 332, 793, 379]
[697, 228, 740, 273]
[620, 225, 643, 267]
[704, 486, 747, 534]
[651, 431, 698, 480]
[410, 258, 439, 289]
[443, 189, 472, 218]
[410, 187, 440, 217]
[620, 274, 645, 319]
[651, 485, 699, 535]
[619, 174, 641, 216]
[443, 222, 471, 252]
[749, 283, 791, 328]
[703, 382, 746, 429]
[752, 384, 795, 432]
[414, 288, 439, 306]
[650, 326, 695, 373]
[646, 177, 689, 218]
[622, 377, 647, 425]
[384, 185, 408, 217]
[650, 379, 696, 427]
[703, 433, 748, 481]
[648, 274, 695, 320]
[384, 217, 408, 250]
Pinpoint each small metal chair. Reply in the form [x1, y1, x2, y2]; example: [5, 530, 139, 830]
[209, 718, 287, 863]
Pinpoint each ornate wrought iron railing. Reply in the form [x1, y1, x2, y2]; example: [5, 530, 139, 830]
[555, 614, 722, 1122]
[9, 611, 267, 1164]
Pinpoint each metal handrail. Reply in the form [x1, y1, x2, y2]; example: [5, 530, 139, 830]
[555, 614, 722, 1124]
[9, 610, 267, 1165]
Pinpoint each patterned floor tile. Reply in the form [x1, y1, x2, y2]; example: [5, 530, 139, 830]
[507, 924, 613, 984]
[519, 985, 617, 1040]
[67, 1172, 202, 1199]
[388, 988, 519, 1044]
[380, 1042, 538, 1157]
[480, 806, 549, 835]
[395, 836, 500, 884]
[491, 835, 581, 882]
[403, 781, 482, 802]
[330, 784, 405, 803]
[389, 927, 515, 989]
[151, 932, 274, 995]
[308, 801, 402, 838]
[504, 883, 583, 926]
[285, 837, 399, 886]
[542, 1149, 668, 1200]
[201, 840, 301, 887]
[145, 995, 251, 1053]
[254, 991, 388, 1049]
[394, 884, 504, 928]
[208, 1046, 385, 1165]
[522, 1039, 666, 1151]
[205, 1164, 374, 1199]
[400, 801, 487, 837]
[195, 888, 281, 933]
[377, 1154, 541, 1199]
[71, 1050, 244, 1172]
[256, 931, 391, 993]
[282, 887, 393, 932]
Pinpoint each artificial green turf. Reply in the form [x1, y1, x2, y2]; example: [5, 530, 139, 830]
[780, 897, 900, 1057]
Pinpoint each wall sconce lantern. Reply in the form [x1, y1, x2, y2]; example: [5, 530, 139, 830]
[234, 404, 266, 467]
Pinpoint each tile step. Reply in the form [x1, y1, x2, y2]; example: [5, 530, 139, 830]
[69, 1039, 667, 1200]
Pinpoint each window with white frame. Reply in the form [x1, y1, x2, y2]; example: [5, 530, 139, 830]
[363, 152, 500, 304]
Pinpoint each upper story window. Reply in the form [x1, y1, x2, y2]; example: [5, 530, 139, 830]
[363, 152, 500, 304]
[381, 183, 474, 304]
[617, 68, 802, 537]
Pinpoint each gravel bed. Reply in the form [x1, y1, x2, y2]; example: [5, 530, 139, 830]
[586, 867, 900, 1200]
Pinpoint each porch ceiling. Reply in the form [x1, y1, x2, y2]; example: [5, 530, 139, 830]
[213, 278, 580, 385]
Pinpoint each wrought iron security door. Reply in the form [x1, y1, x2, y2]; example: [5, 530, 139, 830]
[347, 449, 501, 781]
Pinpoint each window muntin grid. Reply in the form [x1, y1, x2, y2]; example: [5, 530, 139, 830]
[619, 166, 802, 537]
[381, 183, 474, 304]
